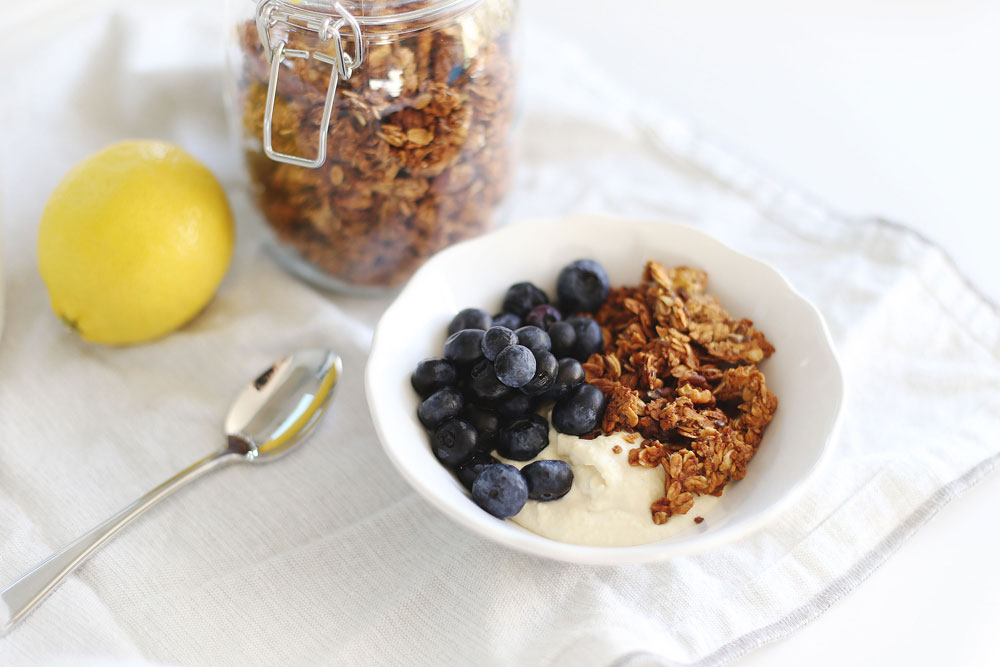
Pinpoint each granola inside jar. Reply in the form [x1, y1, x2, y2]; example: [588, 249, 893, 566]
[227, 0, 518, 291]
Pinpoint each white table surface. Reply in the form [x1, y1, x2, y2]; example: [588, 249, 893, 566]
[5, 1, 1000, 665]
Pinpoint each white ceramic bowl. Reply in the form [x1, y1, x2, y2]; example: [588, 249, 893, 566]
[365, 215, 843, 564]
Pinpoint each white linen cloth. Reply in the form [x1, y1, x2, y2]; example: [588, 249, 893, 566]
[1, 4, 998, 666]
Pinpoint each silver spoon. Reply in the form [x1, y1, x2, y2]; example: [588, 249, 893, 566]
[0, 348, 342, 635]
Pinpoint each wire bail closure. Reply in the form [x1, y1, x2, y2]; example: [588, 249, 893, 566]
[255, 0, 366, 168]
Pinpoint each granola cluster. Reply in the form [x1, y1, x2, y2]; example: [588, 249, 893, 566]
[585, 261, 778, 524]
[235, 2, 516, 287]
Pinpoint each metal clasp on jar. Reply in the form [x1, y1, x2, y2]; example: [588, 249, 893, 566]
[255, 0, 366, 168]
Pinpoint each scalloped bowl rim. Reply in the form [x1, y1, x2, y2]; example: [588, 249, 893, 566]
[365, 215, 844, 565]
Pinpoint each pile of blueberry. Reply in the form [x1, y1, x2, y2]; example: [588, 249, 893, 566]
[412, 259, 612, 519]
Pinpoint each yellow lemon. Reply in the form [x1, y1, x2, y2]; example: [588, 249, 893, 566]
[38, 140, 234, 345]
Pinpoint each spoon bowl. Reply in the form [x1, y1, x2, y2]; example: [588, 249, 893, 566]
[226, 348, 342, 460]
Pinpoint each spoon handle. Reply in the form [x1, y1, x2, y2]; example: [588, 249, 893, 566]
[1, 448, 239, 635]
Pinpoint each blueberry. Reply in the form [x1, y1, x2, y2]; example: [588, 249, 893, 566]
[543, 358, 586, 402]
[418, 387, 464, 429]
[557, 259, 610, 314]
[457, 454, 499, 490]
[502, 282, 549, 318]
[471, 464, 528, 519]
[448, 308, 492, 335]
[431, 419, 479, 467]
[551, 383, 606, 435]
[522, 460, 574, 501]
[520, 350, 558, 396]
[411, 357, 458, 397]
[567, 316, 604, 361]
[497, 414, 550, 460]
[513, 326, 551, 356]
[481, 326, 518, 362]
[496, 392, 539, 420]
[494, 345, 536, 388]
[443, 329, 486, 365]
[525, 304, 562, 330]
[468, 359, 513, 403]
[462, 405, 502, 451]
[547, 320, 576, 359]
[492, 312, 522, 330]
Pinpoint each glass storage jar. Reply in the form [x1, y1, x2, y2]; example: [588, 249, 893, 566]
[226, 0, 518, 292]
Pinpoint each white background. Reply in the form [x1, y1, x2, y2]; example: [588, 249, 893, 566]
[525, 2, 1000, 665]
[4, 1, 1000, 665]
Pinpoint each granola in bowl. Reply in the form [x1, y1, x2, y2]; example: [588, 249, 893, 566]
[588, 261, 778, 526]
